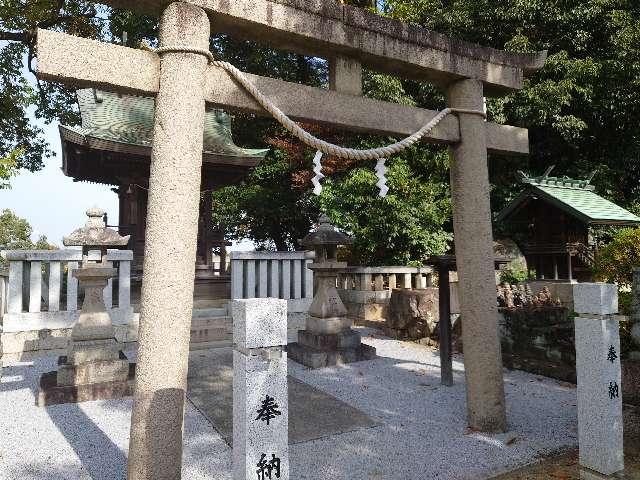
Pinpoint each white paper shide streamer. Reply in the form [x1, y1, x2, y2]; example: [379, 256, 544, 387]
[312, 150, 325, 196]
[375, 158, 389, 197]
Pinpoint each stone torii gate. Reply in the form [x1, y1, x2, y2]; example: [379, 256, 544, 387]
[35, 1, 546, 478]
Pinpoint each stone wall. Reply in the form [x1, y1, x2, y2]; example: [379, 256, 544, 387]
[500, 307, 640, 406]
[500, 306, 576, 382]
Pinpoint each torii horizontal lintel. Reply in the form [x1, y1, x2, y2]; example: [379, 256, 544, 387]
[36, 29, 529, 155]
[96, 0, 547, 94]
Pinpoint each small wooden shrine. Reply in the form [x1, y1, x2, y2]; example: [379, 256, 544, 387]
[59, 89, 268, 298]
[497, 169, 640, 282]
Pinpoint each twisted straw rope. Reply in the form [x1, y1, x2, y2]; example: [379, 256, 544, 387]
[155, 46, 486, 161]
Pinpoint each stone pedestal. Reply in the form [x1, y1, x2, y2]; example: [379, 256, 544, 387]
[232, 299, 289, 480]
[574, 283, 624, 477]
[38, 266, 133, 406]
[289, 267, 375, 369]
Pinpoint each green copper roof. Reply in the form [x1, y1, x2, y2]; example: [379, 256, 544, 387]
[497, 171, 640, 226]
[62, 89, 268, 158]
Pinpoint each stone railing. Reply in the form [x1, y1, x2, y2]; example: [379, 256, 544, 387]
[0, 249, 134, 333]
[0, 269, 8, 323]
[337, 266, 435, 325]
[337, 266, 434, 292]
[230, 251, 314, 313]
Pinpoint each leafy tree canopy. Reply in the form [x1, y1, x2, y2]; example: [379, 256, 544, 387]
[0, 155, 17, 189]
[0, 209, 56, 264]
[593, 227, 640, 287]
[383, 0, 640, 212]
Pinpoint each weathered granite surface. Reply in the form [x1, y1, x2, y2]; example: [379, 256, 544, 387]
[385, 288, 439, 340]
[575, 316, 624, 476]
[447, 78, 507, 432]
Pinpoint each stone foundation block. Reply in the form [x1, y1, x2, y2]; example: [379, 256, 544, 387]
[57, 353, 129, 387]
[67, 338, 120, 364]
[306, 315, 351, 335]
[288, 341, 376, 369]
[297, 329, 362, 350]
[574, 283, 618, 315]
[37, 363, 136, 407]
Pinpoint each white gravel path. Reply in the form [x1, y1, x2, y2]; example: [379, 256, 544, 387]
[0, 330, 578, 480]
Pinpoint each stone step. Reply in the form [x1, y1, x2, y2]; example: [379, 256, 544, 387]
[191, 316, 231, 329]
[189, 339, 233, 351]
[192, 307, 228, 319]
[190, 315, 232, 344]
[190, 330, 232, 344]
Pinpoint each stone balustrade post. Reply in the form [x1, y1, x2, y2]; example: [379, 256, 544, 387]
[232, 299, 289, 480]
[574, 283, 624, 477]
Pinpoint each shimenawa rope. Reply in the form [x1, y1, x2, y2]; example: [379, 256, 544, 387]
[154, 46, 486, 195]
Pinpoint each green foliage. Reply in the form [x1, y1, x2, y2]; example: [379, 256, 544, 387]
[0, 152, 18, 189]
[320, 157, 451, 266]
[0, 209, 56, 267]
[593, 228, 640, 287]
[384, 0, 640, 212]
[0, 0, 107, 171]
[499, 260, 530, 284]
[211, 152, 319, 251]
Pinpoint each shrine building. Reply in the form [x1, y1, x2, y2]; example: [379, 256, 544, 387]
[59, 89, 268, 299]
[497, 170, 640, 282]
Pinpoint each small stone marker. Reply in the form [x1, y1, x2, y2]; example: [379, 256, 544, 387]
[574, 283, 624, 477]
[232, 299, 289, 480]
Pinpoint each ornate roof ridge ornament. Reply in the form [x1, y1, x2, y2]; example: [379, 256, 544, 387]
[517, 169, 597, 191]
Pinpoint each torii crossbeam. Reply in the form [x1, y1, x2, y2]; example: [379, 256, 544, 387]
[35, 2, 546, 479]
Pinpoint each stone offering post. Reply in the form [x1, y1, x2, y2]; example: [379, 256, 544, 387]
[574, 283, 624, 477]
[38, 207, 131, 406]
[288, 215, 376, 368]
[232, 299, 289, 480]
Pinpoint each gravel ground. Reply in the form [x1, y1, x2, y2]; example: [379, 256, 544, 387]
[0, 330, 578, 480]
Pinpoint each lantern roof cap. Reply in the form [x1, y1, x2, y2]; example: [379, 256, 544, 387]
[301, 214, 353, 247]
[63, 207, 130, 248]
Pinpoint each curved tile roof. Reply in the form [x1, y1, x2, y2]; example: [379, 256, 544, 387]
[62, 89, 268, 159]
[497, 173, 640, 226]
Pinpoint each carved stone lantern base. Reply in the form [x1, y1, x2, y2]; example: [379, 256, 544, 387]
[288, 265, 376, 369]
[288, 330, 376, 369]
[38, 268, 134, 406]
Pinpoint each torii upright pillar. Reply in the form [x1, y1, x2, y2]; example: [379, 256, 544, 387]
[127, 3, 210, 479]
[447, 79, 507, 432]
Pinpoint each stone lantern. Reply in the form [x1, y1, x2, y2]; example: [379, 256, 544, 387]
[38, 207, 133, 406]
[288, 214, 376, 368]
